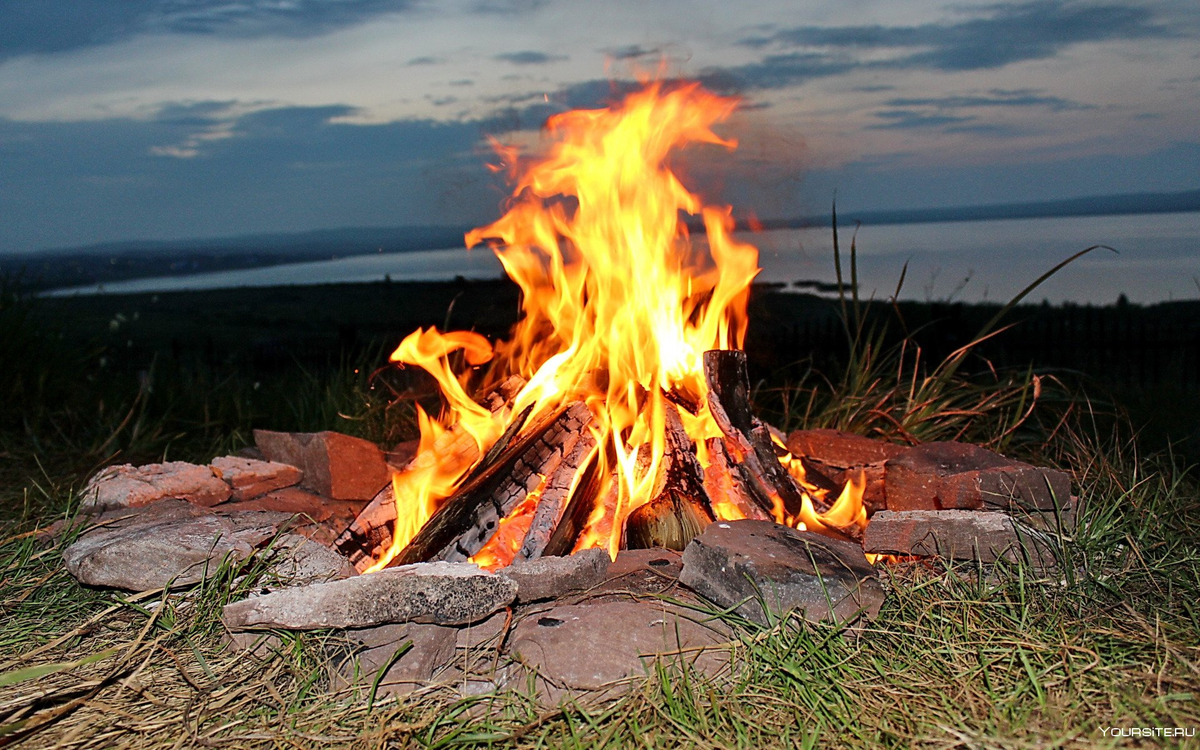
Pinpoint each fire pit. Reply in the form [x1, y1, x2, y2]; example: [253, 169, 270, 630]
[60, 79, 1074, 704]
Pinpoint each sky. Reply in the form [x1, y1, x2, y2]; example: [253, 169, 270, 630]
[1, 0, 1198, 254]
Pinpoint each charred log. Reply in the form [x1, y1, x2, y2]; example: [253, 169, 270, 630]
[703, 350, 831, 516]
[516, 431, 599, 561]
[542, 442, 611, 558]
[702, 437, 772, 522]
[334, 376, 526, 569]
[391, 402, 593, 566]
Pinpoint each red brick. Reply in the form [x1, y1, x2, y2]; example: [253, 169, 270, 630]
[253, 429, 390, 501]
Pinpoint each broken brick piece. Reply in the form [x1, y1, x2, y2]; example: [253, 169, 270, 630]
[253, 429, 390, 501]
[883, 441, 1071, 512]
[786, 429, 906, 514]
[82, 461, 231, 511]
[863, 509, 1056, 566]
[210, 456, 303, 501]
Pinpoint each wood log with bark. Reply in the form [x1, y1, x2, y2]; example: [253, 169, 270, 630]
[703, 350, 831, 517]
[389, 401, 593, 566]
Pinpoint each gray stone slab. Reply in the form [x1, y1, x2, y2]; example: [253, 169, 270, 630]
[498, 548, 610, 603]
[63, 508, 286, 590]
[679, 520, 884, 626]
[222, 561, 516, 630]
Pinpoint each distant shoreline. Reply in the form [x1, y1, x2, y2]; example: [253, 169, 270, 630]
[5, 190, 1197, 295]
[745, 189, 1200, 233]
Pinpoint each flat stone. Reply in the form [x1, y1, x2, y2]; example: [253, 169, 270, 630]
[263, 533, 356, 587]
[679, 520, 884, 626]
[506, 601, 730, 703]
[222, 561, 516, 630]
[221, 630, 282, 659]
[330, 622, 457, 696]
[863, 509, 1057, 565]
[786, 429, 906, 465]
[499, 548, 610, 603]
[253, 429, 390, 501]
[63, 508, 287, 590]
[884, 442, 1071, 512]
[210, 456, 303, 501]
[81, 461, 231, 511]
[455, 611, 508, 650]
[220, 487, 366, 546]
[585, 548, 684, 597]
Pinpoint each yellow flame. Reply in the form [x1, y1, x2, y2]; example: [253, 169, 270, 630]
[373, 79, 867, 571]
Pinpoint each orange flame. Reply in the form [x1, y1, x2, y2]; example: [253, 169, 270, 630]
[371, 79, 867, 572]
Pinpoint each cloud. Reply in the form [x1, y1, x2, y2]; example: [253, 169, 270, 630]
[599, 44, 664, 61]
[734, 1, 1175, 83]
[0, 101, 502, 252]
[883, 89, 1093, 111]
[493, 50, 568, 65]
[867, 109, 977, 130]
[0, 0, 420, 61]
[406, 55, 444, 66]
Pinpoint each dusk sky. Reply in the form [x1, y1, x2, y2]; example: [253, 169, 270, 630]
[2, 0, 1198, 254]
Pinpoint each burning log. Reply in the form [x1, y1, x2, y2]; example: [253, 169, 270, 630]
[702, 438, 772, 522]
[625, 403, 715, 550]
[624, 490, 710, 551]
[516, 431, 599, 561]
[702, 350, 829, 517]
[390, 402, 593, 566]
[334, 375, 525, 570]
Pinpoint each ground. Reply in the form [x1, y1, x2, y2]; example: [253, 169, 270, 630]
[1, 280, 1198, 748]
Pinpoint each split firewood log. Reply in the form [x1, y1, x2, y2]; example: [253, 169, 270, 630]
[703, 350, 831, 516]
[391, 401, 593, 566]
[334, 375, 525, 569]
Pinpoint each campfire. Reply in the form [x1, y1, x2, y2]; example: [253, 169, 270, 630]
[335, 81, 866, 575]
[63, 77, 1075, 704]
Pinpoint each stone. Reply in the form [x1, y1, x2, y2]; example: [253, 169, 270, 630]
[590, 548, 684, 596]
[219, 487, 366, 546]
[210, 456, 303, 501]
[679, 520, 884, 626]
[862, 509, 1057, 565]
[498, 548, 610, 603]
[81, 461, 231, 511]
[884, 442, 1071, 512]
[785, 429, 905, 513]
[221, 629, 282, 659]
[253, 429, 390, 501]
[786, 429, 906, 465]
[63, 506, 289, 590]
[506, 600, 731, 703]
[330, 622, 457, 696]
[263, 533, 356, 587]
[385, 438, 420, 470]
[455, 611, 508, 650]
[1014, 495, 1079, 535]
[222, 561, 516, 630]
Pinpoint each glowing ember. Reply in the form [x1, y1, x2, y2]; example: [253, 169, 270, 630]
[366, 79, 866, 573]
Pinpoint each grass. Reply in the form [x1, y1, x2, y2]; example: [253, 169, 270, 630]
[1, 264, 1199, 748]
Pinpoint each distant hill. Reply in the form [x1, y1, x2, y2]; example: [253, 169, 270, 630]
[778, 187, 1200, 230]
[4, 188, 1197, 292]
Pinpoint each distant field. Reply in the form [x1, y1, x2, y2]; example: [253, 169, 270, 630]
[33, 279, 1200, 462]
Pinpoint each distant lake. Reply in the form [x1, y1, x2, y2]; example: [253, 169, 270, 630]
[46, 211, 1200, 304]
